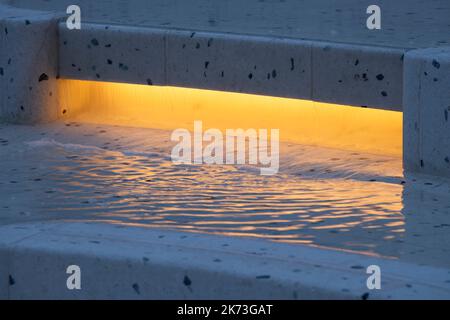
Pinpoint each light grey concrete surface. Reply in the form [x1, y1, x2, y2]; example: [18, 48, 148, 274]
[166, 30, 312, 101]
[1, 0, 450, 300]
[59, 24, 166, 86]
[6, 0, 450, 49]
[404, 47, 450, 177]
[0, 4, 63, 123]
[3, 0, 442, 119]
[312, 43, 403, 110]
[1, 221, 450, 299]
[0, 0, 448, 115]
[59, 23, 403, 110]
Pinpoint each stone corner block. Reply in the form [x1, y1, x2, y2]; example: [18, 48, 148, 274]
[0, 5, 62, 124]
[403, 46, 450, 177]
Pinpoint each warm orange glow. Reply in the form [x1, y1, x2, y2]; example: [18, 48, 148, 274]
[59, 79, 402, 156]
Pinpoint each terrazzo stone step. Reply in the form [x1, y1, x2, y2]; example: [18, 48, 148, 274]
[58, 23, 404, 111]
[1, 222, 450, 299]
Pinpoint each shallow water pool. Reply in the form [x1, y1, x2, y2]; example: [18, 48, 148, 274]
[1, 121, 450, 267]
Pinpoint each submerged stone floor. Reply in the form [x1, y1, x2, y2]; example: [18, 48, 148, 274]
[1, 120, 450, 270]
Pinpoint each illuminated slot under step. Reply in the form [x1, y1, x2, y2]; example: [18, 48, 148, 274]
[60, 80, 402, 157]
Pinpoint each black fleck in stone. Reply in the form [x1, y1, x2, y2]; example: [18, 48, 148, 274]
[221, 71, 224, 77]
[204, 61, 209, 69]
[25, 20, 31, 25]
[96, 74, 101, 79]
[5, 27, 8, 35]
[354, 59, 359, 66]
[381, 91, 388, 97]
[432, 59, 441, 69]
[105, 44, 112, 48]
[107, 59, 113, 65]
[207, 38, 213, 47]
[8, 275, 15, 286]
[420, 159, 424, 167]
[190, 32, 196, 38]
[0, 67, 3, 76]
[146, 78, 153, 85]
[256, 275, 271, 279]
[20, 105, 24, 111]
[183, 275, 192, 286]
[361, 292, 370, 300]
[195, 43, 200, 49]
[248, 73, 253, 79]
[272, 69, 277, 78]
[132, 283, 140, 294]
[376, 74, 384, 81]
[62, 109, 67, 114]
[119, 63, 129, 71]
[91, 39, 99, 46]
[445, 109, 448, 121]
[38, 73, 49, 82]
[445, 157, 449, 163]
[290, 58, 295, 71]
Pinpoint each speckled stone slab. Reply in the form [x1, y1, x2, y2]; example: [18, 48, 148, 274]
[0, 4, 63, 123]
[58, 23, 404, 110]
[404, 47, 450, 177]
[312, 43, 404, 111]
[59, 24, 166, 86]
[1, 221, 450, 299]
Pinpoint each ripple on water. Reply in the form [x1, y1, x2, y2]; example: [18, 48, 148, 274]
[1, 123, 450, 264]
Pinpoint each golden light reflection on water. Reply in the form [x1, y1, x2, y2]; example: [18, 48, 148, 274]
[59, 79, 402, 156]
[0, 123, 405, 258]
